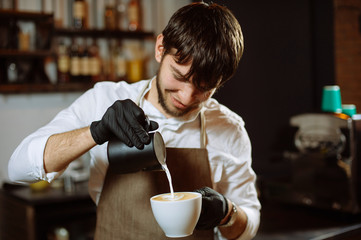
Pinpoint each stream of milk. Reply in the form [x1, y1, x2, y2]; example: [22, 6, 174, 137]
[162, 162, 175, 199]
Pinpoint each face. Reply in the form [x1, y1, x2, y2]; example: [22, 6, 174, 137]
[154, 35, 216, 118]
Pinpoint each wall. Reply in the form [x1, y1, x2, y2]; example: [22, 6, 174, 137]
[334, 0, 361, 109]
[210, 0, 335, 175]
[0, 0, 190, 185]
[0, 93, 82, 183]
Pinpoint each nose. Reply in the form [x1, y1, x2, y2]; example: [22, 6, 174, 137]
[179, 85, 201, 106]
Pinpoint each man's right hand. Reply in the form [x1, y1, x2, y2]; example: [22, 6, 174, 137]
[90, 99, 158, 149]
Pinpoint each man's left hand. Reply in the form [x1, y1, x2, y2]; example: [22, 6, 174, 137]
[194, 187, 229, 230]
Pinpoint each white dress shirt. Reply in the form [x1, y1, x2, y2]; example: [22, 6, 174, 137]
[8, 79, 260, 240]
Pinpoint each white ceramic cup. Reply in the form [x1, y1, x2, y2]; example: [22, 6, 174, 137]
[150, 192, 202, 238]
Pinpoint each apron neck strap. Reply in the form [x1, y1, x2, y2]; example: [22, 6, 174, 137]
[200, 108, 207, 148]
[135, 79, 152, 106]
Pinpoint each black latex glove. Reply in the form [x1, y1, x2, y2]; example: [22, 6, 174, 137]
[194, 187, 229, 230]
[90, 99, 159, 148]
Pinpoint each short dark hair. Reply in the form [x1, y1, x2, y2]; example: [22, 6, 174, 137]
[161, 2, 244, 91]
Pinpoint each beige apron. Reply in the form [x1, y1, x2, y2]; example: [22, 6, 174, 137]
[94, 82, 213, 239]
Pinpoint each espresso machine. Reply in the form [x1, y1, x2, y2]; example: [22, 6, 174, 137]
[264, 113, 361, 213]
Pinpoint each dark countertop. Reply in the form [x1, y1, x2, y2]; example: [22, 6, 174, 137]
[1, 181, 92, 205]
[0, 181, 96, 240]
[254, 200, 361, 240]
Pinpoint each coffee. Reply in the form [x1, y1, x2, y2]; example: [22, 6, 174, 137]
[152, 192, 198, 202]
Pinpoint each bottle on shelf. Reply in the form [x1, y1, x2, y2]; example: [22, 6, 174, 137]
[88, 39, 102, 82]
[114, 40, 127, 81]
[127, 0, 142, 31]
[125, 41, 144, 83]
[104, 0, 116, 30]
[18, 29, 30, 51]
[44, 56, 58, 84]
[108, 39, 117, 81]
[19, 22, 36, 51]
[73, 0, 87, 29]
[116, 0, 127, 31]
[80, 38, 91, 82]
[69, 38, 81, 82]
[6, 61, 18, 83]
[57, 40, 70, 83]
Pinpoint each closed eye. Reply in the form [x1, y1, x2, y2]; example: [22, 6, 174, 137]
[170, 65, 189, 82]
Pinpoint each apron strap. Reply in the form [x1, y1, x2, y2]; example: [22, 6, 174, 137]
[135, 79, 152, 106]
[200, 108, 207, 149]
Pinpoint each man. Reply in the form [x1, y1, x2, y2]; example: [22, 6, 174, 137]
[8, 2, 260, 240]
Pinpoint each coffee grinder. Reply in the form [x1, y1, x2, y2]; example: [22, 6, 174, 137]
[264, 112, 361, 213]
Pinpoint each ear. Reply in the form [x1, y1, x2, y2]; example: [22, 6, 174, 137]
[155, 34, 164, 63]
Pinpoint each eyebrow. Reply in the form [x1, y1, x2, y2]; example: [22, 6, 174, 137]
[169, 61, 216, 92]
[170, 65, 188, 81]
[170, 65, 213, 92]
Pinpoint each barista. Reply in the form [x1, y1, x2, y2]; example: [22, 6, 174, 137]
[8, 2, 260, 240]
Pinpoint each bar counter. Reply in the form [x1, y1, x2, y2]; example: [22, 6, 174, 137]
[255, 200, 361, 240]
[0, 181, 96, 240]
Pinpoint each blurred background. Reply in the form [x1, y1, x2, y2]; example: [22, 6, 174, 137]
[1, 0, 361, 239]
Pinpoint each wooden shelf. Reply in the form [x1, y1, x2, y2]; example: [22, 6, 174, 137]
[0, 9, 53, 20]
[54, 27, 155, 39]
[0, 49, 54, 58]
[0, 82, 95, 94]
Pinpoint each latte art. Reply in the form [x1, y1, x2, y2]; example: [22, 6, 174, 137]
[152, 192, 198, 202]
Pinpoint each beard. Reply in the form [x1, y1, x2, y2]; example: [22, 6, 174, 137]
[156, 76, 191, 117]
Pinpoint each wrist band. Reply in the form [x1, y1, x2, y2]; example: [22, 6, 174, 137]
[219, 202, 237, 228]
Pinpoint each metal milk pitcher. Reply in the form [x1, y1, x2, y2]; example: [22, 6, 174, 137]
[107, 131, 166, 174]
